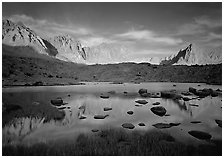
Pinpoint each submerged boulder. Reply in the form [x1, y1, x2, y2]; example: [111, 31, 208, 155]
[104, 107, 112, 111]
[182, 97, 191, 101]
[161, 91, 182, 100]
[152, 123, 180, 129]
[100, 95, 110, 99]
[127, 111, 134, 115]
[138, 123, 146, 126]
[51, 98, 63, 106]
[92, 129, 99, 132]
[138, 89, 147, 95]
[151, 106, 167, 116]
[152, 102, 160, 105]
[94, 114, 109, 119]
[189, 87, 197, 94]
[188, 130, 212, 140]
[122, 123, 135, 129]
[135, 100, 148, 104]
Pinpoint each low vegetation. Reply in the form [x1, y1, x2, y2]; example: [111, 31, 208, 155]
[2, 52, 222, 87]
[3, 128, 221, 156]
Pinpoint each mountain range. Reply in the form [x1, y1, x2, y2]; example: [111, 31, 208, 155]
[2, 19, 222, 65]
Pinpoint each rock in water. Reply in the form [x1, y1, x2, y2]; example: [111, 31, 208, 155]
[127, 111, 134, 115]
[152, 102, 160, 105]
[188, 130, 212, 140]
[104, 107, 112, 111]
[152, 123, 181, 129]
[182, 97, 191, 101]
[190, 121, 201, 124]
[138, 123, 145, 126]
[51, 98, 63, 106]
[189, 87, 197, 94]
[92, 129, 99, 132]
[135, 100, 148, 104]
[138, 89, 147, 95]
[152, 123, 172, 129]
[94, 114, 109, 119]
[215, 119, 222, 127]
[151, 106, 167, 116]
[122, 123, 135, 129]
[100, 95, 110, 99]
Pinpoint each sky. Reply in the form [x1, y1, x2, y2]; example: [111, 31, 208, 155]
[2, 2, 222, 59]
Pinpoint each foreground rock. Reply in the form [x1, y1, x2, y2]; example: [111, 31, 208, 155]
[51, 98, 64, 106]
[151, 106, 167, 116]
[152, 123, 180, 129]
[94, 114, 109, 119]
[135, 100, 148, 104]
[104, 107, 112, 111]
[122, 123, 135, 129]
[188, 130, 212, 140]
[161, 91, 182, 100]
[152, 102, 160, 105]
[215, 119, 222, 127]
[138, 89, 147, 95]
[100, 95, 110, 99]
[189, 87, 219, 98]
[190, 121, 201, 124]
[127, 111, 134, 115]
[138, 123, 145, 126]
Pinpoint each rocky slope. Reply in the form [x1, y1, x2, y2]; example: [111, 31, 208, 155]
[2, 19, 58, 57]
[48, 35, 86, 63]
[2, 19, 222, 65]
[160, 44, 222, 65]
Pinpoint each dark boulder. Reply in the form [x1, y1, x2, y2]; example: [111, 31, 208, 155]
[138, 123, 145, 126]
[181, 91, 192, 96]
[189, 87, 197, 94]
[151, 106, 167, 116]
[58, 106, 66, 110]
[161, 91, 182, 100]
[127, 111, 134, 115]
[94, 114, 109, 119]
[100, 95, 110, 99]
[152, 123, 180, 129]
[182, 97, 191, 101]
[140, 93, 151, 97]
[122, 123, 135, 129]
[104, 107, 112, 111]
[138, 89, 147, 94]
[92, 129, 99, 132]
[152, 102, 160, 105]
[51, 98, 63, 106]
[190, 121, 201, 124]
[188, 130, 212, 140]
[135, 100, 148, 104]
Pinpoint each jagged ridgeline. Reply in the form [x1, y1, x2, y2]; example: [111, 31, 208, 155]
[2, 19, 222, 65]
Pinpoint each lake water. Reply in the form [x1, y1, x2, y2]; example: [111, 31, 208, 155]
[2, 82, 222, 146]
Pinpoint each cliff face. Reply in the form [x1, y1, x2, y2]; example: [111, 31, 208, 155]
[3, 19, 58, 57]
[160, 44, 221, 65]
[48, 35, 86, 63]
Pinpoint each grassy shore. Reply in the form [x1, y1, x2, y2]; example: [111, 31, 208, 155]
[3, 128, 221, 156]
